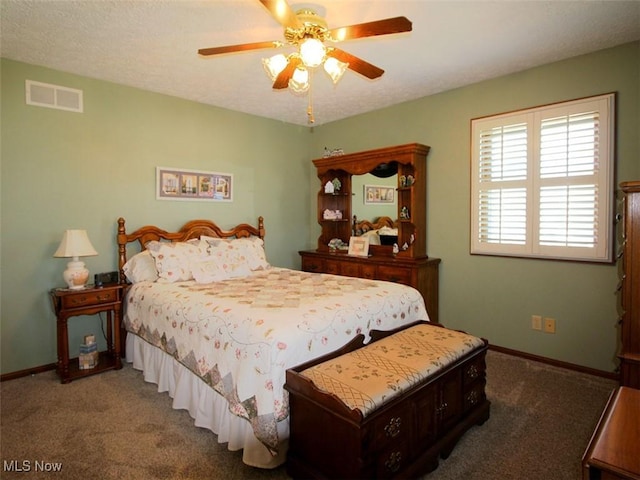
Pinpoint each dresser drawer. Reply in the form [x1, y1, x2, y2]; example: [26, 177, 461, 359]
[360, 264, 377, 280]
[377, 265, 413, 285]
[462, 354, 486, 387]
[340, 262, 361, 277]
[324, 260, 341, 275]
[370, 402, 413, 451]
[376, 439, 411, 478]
[61, 289, 117, 309]
[301, 256, 324, 273]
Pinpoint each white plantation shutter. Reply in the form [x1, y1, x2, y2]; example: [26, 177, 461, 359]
[471, 94, 614, 262]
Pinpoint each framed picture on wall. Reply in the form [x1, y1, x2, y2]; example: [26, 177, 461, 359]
[364, 185, 395, 205]
[156, 167, 233, 202]
[348, 236, 370, 257]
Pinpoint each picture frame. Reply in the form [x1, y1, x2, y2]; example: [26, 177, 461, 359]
[156, 167, 233, 202]
[348, 236, 370, 257]
[364, 185, 395, 205]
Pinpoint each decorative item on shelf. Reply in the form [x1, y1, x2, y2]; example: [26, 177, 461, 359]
[400, 206, 410, 219]
[53, 229, 98, 290]
[323, 209, 343, 220]
[406, 175, 415, 186]
[331, 177, 342, 191]
[324, 181, 335, 193]
[402, 242, 409, 250]
[399, 175, 406, 187]
[328, 238, 348, 251]
[392, 243, 400, 255]
[323, 147, 346, 158]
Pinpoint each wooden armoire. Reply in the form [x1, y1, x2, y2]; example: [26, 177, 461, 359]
[619, 181, 640, 387]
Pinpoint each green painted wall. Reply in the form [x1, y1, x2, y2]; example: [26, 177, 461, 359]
[307, 41, 640, 373]
[1, 58, 311, 374]
[2, 41, 638, 375]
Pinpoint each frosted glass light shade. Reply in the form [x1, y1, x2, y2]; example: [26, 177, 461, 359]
[289, 66, 310, 93]
[54, 229, 98, 289]
[299, 38, 326, 68]
[262, 54, 288, 80]
[324, 57, 349, 84]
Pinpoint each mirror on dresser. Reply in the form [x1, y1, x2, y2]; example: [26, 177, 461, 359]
[300, 143, 441, 323]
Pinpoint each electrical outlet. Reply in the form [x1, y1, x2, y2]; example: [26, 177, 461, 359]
[531, 315, 542, 331]
[543, 317, 556, 334]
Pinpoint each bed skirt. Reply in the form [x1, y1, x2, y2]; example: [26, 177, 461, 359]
[125, 333, 289, 469]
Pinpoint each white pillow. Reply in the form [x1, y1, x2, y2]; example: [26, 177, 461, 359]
[206, 242, 252, 278]
[191, 257, 229, 283]
[202, 236, 270, 271]
[122, 250, 158, 283]
[146, 239, 207, 283]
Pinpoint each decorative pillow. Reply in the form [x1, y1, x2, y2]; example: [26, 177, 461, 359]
[146, 239, 207, 283]
[202, 236, 270, 271]
[201, 242, 252, 280]
[191, 257, 229, 283]
[122, 250, 158, 283]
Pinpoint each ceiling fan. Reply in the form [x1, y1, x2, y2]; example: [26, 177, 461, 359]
[198, 0, 412, 122]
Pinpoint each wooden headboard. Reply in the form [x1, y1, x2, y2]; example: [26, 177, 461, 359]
[117, 216, 265, 283]
[352, 216, 397, 236]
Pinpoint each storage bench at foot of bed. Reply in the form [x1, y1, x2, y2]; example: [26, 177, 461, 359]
[284, 321, 490, 479]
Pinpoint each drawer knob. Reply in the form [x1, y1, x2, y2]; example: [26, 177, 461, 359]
[467, 365, 479, 379]
[384, 417, 402, 438]
[384, 451, 402, 473]
[467, 390, 479, 406]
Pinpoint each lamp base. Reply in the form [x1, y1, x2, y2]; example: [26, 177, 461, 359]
[63, 260, 90, 290]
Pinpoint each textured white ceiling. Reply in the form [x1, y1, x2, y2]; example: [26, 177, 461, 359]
[2, 0, 639, 126]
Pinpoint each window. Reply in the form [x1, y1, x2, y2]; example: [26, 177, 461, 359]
[470, 93, 615, 262]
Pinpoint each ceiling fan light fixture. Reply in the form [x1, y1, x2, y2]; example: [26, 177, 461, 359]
[289, 65, 310, 93]
[262, 53, 288, 81]
[299, 37, 326, 68]
[323, 56, 349, 84]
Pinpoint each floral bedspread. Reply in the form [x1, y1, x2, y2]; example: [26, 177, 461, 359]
[124, 267, 428, 454]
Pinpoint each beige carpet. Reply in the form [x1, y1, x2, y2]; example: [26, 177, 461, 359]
[0, 351, 616, 479]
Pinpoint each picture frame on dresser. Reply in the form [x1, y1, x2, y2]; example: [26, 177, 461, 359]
[348, 236, 370, 257]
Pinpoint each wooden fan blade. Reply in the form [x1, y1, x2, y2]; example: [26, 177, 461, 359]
[259, 0, 301, 29]
[198, 40, 279, 56]
[273, 56, 301, 89]
[327, 48, 384, 79]
[329, 16, 412, 42]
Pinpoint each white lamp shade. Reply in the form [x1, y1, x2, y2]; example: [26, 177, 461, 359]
[54, 230, 98, 289]
[54, 230, 98, 258]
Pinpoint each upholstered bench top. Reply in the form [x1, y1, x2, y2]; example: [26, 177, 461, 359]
[300, 323, 485, 417]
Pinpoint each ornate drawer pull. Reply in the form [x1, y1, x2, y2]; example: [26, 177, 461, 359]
[466, 390, 479, 406]
[384, 417, 402, 438]
[467, 365, 479, 379]
[385, 451, 402, 473]
[436, 402, 448, 416]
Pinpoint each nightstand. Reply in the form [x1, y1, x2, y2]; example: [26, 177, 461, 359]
[50, 283, 124, 384]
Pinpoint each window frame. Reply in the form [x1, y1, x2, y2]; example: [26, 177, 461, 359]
[470, 93, 616, 263]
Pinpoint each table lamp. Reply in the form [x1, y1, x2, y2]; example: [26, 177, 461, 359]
[53, 229, 98, 289]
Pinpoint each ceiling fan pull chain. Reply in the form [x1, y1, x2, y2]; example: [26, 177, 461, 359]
[307, 69, 315, 124]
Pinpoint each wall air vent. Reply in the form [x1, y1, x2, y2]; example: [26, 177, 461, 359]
[25, 80, 83, 113]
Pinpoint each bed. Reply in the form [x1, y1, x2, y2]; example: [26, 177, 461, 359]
[116, 216, 429, 468]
